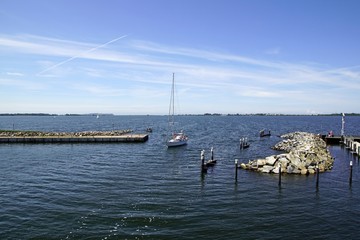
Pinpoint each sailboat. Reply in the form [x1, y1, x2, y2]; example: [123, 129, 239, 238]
[166, 73, 188, 147]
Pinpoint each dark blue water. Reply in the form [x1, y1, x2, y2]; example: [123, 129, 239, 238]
[0, 115, 360, 239]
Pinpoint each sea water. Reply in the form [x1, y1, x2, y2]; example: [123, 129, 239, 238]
[0, 115, 359, 239]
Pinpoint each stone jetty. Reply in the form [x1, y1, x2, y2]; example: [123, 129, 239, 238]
[0, 129, 149, 143]
[240, 132, 334, 174]
[0, 129, 132, 137]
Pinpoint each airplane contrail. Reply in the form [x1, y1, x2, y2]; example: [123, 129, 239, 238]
[37, 35, 128, 76]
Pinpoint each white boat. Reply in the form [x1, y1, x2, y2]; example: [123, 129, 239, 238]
[166, 73, 188, 147]
[167, 131, 188, 147]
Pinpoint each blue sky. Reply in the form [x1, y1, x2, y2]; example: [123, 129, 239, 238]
[1, 0, 360, 115]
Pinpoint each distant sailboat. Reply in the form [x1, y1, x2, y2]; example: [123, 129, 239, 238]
[166, 73, 188, 147]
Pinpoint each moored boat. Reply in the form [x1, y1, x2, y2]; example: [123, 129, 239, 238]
[167, 73, 188, 147]
[167, 131, 188, 147]
[260, 129, 271, 137]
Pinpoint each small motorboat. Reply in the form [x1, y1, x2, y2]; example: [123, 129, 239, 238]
[260, 129, 271, 137]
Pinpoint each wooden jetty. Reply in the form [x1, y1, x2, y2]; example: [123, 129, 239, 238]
[0, 134, 149, 144]
[322, 135, 360, 145]
[322, 135, 360, 156]
[342, 136, 360, 155]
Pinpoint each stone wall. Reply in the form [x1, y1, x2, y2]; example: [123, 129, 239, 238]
[0, 130, 132, 137]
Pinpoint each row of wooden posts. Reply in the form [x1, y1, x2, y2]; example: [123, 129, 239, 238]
[201, 138, 359, 187]
[343, 136, 360, 186]
[343, 136, 360, 155]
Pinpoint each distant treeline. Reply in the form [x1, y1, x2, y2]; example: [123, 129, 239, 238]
[195, 113, 360, 116]
[0, 113, 359, 117]
[225, 113, 360, 116]
[0, 113, 114, 116]
[0, 113, 57, 116]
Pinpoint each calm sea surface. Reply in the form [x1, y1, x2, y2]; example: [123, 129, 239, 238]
[1, 115, 360, 239]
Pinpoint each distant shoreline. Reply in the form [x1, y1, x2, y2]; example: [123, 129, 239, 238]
[0, 113, 359, 117]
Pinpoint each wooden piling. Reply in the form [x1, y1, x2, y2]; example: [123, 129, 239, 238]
[205, 147, 217, 167]
[316, 165, 320, 189]
[354, 142, 360, 155]
[278, 162, 281, 187]
[235, 159, 238, 182]
[201, 150, 207, 173]
[349, 160, 353, 186]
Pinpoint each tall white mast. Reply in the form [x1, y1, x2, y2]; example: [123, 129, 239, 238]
[168, 73, 175, 127]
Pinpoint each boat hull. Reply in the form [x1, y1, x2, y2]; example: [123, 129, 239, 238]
[167, 140, 187, 147]
[167, 131, 188, 147]
[260, 133, 271, 137]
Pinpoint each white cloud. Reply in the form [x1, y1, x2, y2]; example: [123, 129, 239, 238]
[1, 34, 359, 114]
[1, 34, 359, 86]
[6, 72, 24, 76]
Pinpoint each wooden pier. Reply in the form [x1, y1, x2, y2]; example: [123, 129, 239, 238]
[322, 135, 360, 156]
[0, 134, 149, 144]
[322, 135, 360, 144]
[343, 136, 360, 155]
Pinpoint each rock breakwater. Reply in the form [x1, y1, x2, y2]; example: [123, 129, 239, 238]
[240, 132, 334, 175]
[0, 129, 133, 137]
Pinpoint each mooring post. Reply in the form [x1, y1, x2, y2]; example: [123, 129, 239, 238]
[349, 160, 353, 186]
[278, 162, 282, 187]
[235, 159, 238, 182]
[201, 150, 207, 173]
[349, 140, 353, 151]
[316, 165, 320, 189]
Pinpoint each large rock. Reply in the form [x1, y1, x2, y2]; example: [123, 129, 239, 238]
[265, 155, 277, 165]
[256, 159, 267, 166]
[261, 165, 275, 173]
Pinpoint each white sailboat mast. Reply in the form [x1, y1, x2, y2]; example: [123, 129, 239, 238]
[168, 73, 175, 127]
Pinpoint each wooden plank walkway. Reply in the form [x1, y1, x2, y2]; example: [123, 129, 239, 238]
[322, 135, 360, 144]
[321, 135, 360, 156]
[0, 134, 148, 144]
